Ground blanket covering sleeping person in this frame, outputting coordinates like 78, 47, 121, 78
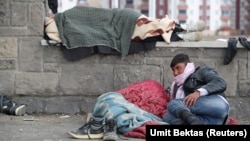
89, 92, 167, 133
54, 6, 141, 57
90, 79, 170, 137
68, 79, 171, 139
47, 6, 176, 57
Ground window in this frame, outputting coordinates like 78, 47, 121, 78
222, 10, 230, 16
179, 10, 186, 15
179, 20, 186, 24
126, 0, 133, 5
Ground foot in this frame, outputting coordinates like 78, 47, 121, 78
181, 21, 206, 32
2, 102, 26, 116
103, 118, 118, 141
177, 32, 202, 41
68, 118, 104, 139
179, 109, 204, 125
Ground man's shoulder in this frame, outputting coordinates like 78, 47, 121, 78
195, 66, 217, 74
196, 65, 214, 70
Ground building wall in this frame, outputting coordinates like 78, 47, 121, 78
0, 0, 250, 120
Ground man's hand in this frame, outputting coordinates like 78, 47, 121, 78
184, 90, 200, 107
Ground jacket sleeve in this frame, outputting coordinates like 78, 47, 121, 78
199, 67, 227, 94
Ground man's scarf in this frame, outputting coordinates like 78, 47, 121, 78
170, 62, 195, 99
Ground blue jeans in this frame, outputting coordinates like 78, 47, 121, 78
163, 94, 229, 125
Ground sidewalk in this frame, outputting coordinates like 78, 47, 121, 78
0, 113, 249, 141
0, 114, 143, 141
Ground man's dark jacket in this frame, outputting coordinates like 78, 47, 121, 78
183, 66, 227, 97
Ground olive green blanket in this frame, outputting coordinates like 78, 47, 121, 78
55, 6, 141, 57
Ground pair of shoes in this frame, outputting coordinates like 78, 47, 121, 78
68, 118, 118, 141
2, 103, 27, 116
0, 95, 26, 116
177, 32, 202, 41
181, 21, 206, 32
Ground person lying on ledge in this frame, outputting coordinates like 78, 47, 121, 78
44, 6, 206, 55
162, 53, 229, 125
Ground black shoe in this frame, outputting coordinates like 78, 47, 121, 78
179, 109, 204, 125
103, 118, 118, 141
68, 118, 104, 139
223, 38, 238, 65
3, 104, 27, 116
0, 95, 26, 116
239, 37, 250, 50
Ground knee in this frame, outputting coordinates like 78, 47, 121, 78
167, 99, 183, 108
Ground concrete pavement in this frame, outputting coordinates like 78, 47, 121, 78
1, 113, 249, 141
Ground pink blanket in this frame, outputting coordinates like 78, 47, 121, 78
117, 79, 170, 138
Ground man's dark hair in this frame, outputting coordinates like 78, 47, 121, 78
170, 53, 190, 68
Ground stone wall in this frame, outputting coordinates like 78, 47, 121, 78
0, 0, 250, 120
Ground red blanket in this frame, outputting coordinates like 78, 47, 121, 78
117, 79, 170, 138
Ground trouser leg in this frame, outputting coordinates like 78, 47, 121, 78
167, 99, 204, 125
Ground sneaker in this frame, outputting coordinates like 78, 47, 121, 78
2, 102, 26, 116
177, 32, 202, 41
14, 104, 26, 116
68, 118, 104, 139
181, 21, 206, 32
103, 118, 118, 141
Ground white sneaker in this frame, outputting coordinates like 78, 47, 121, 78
181, 21, 206, 32
177, 32, 202, 41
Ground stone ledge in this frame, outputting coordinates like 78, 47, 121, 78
156, 40, 244, 48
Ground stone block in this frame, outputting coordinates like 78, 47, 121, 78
80, 97, 97, 114
58, 64, 114, 95
19, 37, 43, 71
43, 46, 63, 63
238, 80, 250, 96
44, 63, 61, 73
0, 27, 29, 36
0, 0, 10, 26
45, 97, 81, 114
15, 72, 58, 95
11, 3, 27, 26
0, 71, 15, 95
114, 65, 162, 90
228, 97, 250, 119
0, 60, 16, 70
28, 3, 44, 35
0, 37, 18, 58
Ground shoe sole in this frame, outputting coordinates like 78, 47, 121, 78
103, 135, 118, 141
67, 131, 104, 139
15, 105, 26, 116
